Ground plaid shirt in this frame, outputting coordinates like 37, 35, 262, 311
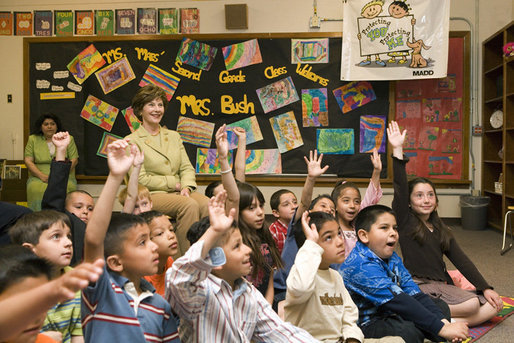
269, 219, 288, 254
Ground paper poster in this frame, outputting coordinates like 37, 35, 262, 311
139, 64, 180, 101
245, 149, 282, 174
440, 128, 461, 154
317, 128, 354, 155
333, 81, 376, 114
122, 107, 141, 132
269, 111, 303, 153
222, 39, 263, 71
360, 115, 386, 153
176, 116, 214, 147
398, 122, 418, 151
422, 97, 462, 123
97, 132, 123, 158
428, 155, 456, 177
137, 8, 157, 34
0, 12, 12, 35
115, 9, 135, 34
34, 11, 52, 36
95, 10, 114, 36
54, 10, 73, 36
40, 92, 75, 100
67, 44, 106, 84
405, 152, 418, 176
96, 57, 136, 94
14, 12, 32, 36
291, 38, 329, 64
301, 88, 328, 127
396, 99, 421, 121
226, 116, 263, 145
75, 10, 94, 35
196, 148, 233, 174
177, 38, 217, 71
256, 76, 300, 114
180, 8, 199, 34
418, 126, 440, 151
80, 95, 119, 131
159, 8, 178, 34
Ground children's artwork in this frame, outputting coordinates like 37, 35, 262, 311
245, 149, 282, 174
67, 44, 106, 84
269, 111, 303, 153
301, 88, 328, 127
97, 132, 123, 158
34, 11, 52, 36
437, 74, 457, 93
196, 148, 233, 174
176, 116, 215, 147
96, 57, 136, 94
122, 107, 141, 132
115, 9, 135, 34
0, 12, 13, 36
317, 129, 354, 155
428, 156, 455, 177
180, 8, 199, 34
418, 126, 440, 151
360, 115, 386, 153
176, 38, 218, 71
80, 95, 119, 131
399, 122, 419, 151
422, 98, 462, 123
291, 38, 329, 64
440, 129, 462, 154
396, 100, 421, 121
54, 10, 73, 36
256, 77, 300, 114
137, 8, 157, 34
225, 129, 239, 150
333, 81, 376, 114
404, 152, 418, 176
95, 10, 114, 36
14, 12, 32, 36
222, 39, 263, 71
139, 64, 180, 101
226, 116, 263, 146
75, 10, 94, 35
158, 8, 178, 34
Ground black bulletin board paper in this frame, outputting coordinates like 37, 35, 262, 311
25, 34, 390, 179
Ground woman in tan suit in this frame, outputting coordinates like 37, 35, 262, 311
126, 84, 209, 256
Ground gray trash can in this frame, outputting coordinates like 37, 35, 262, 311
460, 195, 490, 230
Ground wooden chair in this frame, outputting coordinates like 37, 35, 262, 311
501, 205, 514, 255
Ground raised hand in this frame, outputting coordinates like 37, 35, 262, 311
54, 258, 104, 303
304, 150, 329, 178
107, 139, 136, 177
215, 124, 229, 159
208, 190, 236, 235
387, 121, 406, 149
370, 147, 382, 172
301, 210, 319, 243
233, 127, 246, 141
132, 144, 144, 167
52, 131, 71, 150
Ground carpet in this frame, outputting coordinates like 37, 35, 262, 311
463, 296, 514, 342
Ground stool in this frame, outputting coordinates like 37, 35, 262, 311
501, 206, 514, 255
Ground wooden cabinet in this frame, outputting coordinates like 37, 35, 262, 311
482, 21, 514, 230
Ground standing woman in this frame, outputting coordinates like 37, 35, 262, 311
126, 84, 209, 257
24, 113, 78, 211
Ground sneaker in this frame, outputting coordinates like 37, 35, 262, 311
359, 60, 371, 66
376, 60, 386, 67
398, 59, 408, 64
387, 58, 396, 63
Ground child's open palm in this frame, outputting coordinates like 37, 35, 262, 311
370, 147, 382, 172
107, 139, 135, 177
215, 124, 229, 159
301, 211, 319, 242
209, 190, 236, 235
387, 121, 406, 148
304, 150, 329, 178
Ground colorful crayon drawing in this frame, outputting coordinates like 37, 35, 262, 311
418, 126, 440, 151
422, 98, 442, 123
360, 115, 386, 153
256, 77, 300, 114
225, 128, 239, 150
96, 57, 136, 94
291, 38, 328, 64
317, 128, 354, 155
245, 149, 282, 174
301, 88, 328, 127
176, 116, 214, 147
139, 64, 180, 101
159, 8, 178, 34
398, 123, 418, 151
97, 132, 123, 158
67, 44, 106, 84
222, 39, 263, 71
440, 129, 462, 153
177, 38, 217, 71
227, 116, 263, 145
122, 107, 141, 132
196, 148, 233, 174
422, 98, 462, 123
404, 152, 418, 176
269, 111, 303, 153
396, 100, 421, 121
80, 95, 119, 131
428, 156, 454, 176
333, 81, 376, 114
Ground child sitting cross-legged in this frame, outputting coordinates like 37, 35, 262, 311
166, 190, 319, 343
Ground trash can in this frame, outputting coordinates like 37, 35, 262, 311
460, 195, 490, 230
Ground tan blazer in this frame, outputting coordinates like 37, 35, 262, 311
126, 126, 197, 193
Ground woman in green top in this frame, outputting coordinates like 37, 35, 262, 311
24, 113, 78, 211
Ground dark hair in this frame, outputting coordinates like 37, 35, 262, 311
205, 180, 222, 198
65, 190, 94, 207
9, 210, 71, 245
331, 180, 361, 205
187, 216, 236, 246
139, 210, 167, 224
131, 84, 169, 121
104, 213, 147, 259
270, 189, 294, 211
294, 211, 338, 248
354, 205, 396, 243
237, 182, 283, 276
408, 177, 453, 250
309, 194, 335, 211
0, 245, 52, 294
390, 0, 410, 12
33, 113, 64, 135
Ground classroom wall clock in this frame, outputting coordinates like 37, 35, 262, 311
490, 109, 503, 129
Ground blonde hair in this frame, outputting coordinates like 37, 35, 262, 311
361, 0, 384, 15
118, 184, 151, 205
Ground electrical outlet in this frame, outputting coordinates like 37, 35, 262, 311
472, 125, 482, 136
310, 15, 321, 28
7, 94, 12, 103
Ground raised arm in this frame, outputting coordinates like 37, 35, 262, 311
387, 121, 406, 160
370, 147, 382, 189
233, 127, 246, 182
361, 148, 383, 209
42, 132, 71, 212
122, 146, 144, 214
215, 124, 240, 217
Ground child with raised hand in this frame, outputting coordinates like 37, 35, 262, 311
342, 205, 469, 343
81, 139, 179, 343
388, 121, 502, 326
331, 148, 383, 257
166, 190, 318, 342
269, 189, 298, 254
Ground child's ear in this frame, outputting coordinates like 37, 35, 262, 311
357, 229, 369, 244
22, 242, 36, 253
106, 255, 123, 273
271, 209, 280, 218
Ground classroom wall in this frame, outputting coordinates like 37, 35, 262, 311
0, 0, 512, 215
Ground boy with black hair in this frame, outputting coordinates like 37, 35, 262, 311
269, 189, 298, 254
81, 139, 179, 343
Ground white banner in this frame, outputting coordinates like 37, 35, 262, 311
341, 0, 450, 81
